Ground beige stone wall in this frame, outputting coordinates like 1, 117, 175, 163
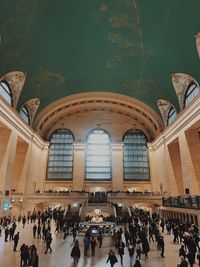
0, 98, 48, 215
151, 96, 200, 196
1, 94, 200, 215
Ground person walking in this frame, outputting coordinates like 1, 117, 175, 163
13, 232, 20, 251
197, 251, 200, 266
72, 227, 77, 243
118, 239, 125, 264
20, 244, 26, 267
90, 236, 97, 256
97, 232, 103, 248
159, 236, 165, 258
44, 232, 52, 253
178, 257, 189, 267
136, 239, 142, 260
128, 243, 135, 267
179, 245, 186, 259
37, 224, 41, 238
4, 227, 9, 242
142, 237, 150, 259
70, 240, 81, 266
33, 224, 37, 238
31, 250, 39, 267
83, 235, 90, 257
134, 259, 142, 267
106, 249, 118, 267
22, 216, 26, 228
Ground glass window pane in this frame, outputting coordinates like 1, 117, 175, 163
167, 107, 177, 125
85, 129, 111, 180
47, 129, 74, 180
0, 81, 12, 105
20, 106, 30, 124
184, 83, 199, 107
123, 130, 149, 181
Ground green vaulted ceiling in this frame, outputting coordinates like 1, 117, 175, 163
0, 0, 200, 113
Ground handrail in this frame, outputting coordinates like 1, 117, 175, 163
162, 195, 200, 210
34, 191, 88, 197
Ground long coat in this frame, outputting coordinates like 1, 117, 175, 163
71, 245, 81, 258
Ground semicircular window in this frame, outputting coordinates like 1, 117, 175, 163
123, 130, 149, 181
47, 129, 74, 180
20, 105, 30, 125
85, 129, 111, 180
0, 80, 12, 105
184, 82, 199, 107
167, 107, 177, 125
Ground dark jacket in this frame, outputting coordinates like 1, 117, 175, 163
32, 253, 39, 267
134, 259, 142, 267
118, 241, 125, 255
106, 252, 118, 265
71, 245, 81, 258
179, 259, 188, 267
142, 238, 150, 253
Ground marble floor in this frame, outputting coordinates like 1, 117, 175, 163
0, 221, 198, 267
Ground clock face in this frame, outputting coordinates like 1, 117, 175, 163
94, 209, 101, 215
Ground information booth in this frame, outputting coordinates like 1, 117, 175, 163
78, 222, 115, 247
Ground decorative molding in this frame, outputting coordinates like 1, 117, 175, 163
171, 73, 199, 109
0, 71, 26, 108
157, 99, 176, 127
22, 98, 40, 126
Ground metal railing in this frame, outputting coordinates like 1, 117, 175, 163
162, 195, 200, 210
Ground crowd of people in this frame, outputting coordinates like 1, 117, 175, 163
0, 206, 199, 267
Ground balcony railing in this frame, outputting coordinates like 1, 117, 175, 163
162, 195, 200, 210
108, 192, 163, 198
34, 191, 88, 197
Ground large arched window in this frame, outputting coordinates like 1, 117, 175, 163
0, 80, 12, 105
85, 129, 111, 180
184, 82, 199, 107
167, 107, 177, 125
20, 105, 30, 125
47, 129, 74, 180
123, 130, 149, 181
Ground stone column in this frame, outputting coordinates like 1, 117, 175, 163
111, 143, 123, 191
72, 142, 86, 191
0, 130, 18, 215
179, 132, 199, 194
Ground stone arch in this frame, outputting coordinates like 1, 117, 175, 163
34, 92, 164, 141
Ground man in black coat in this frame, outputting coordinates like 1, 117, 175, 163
159, 235, 165, 258
13, 232, 20, 251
